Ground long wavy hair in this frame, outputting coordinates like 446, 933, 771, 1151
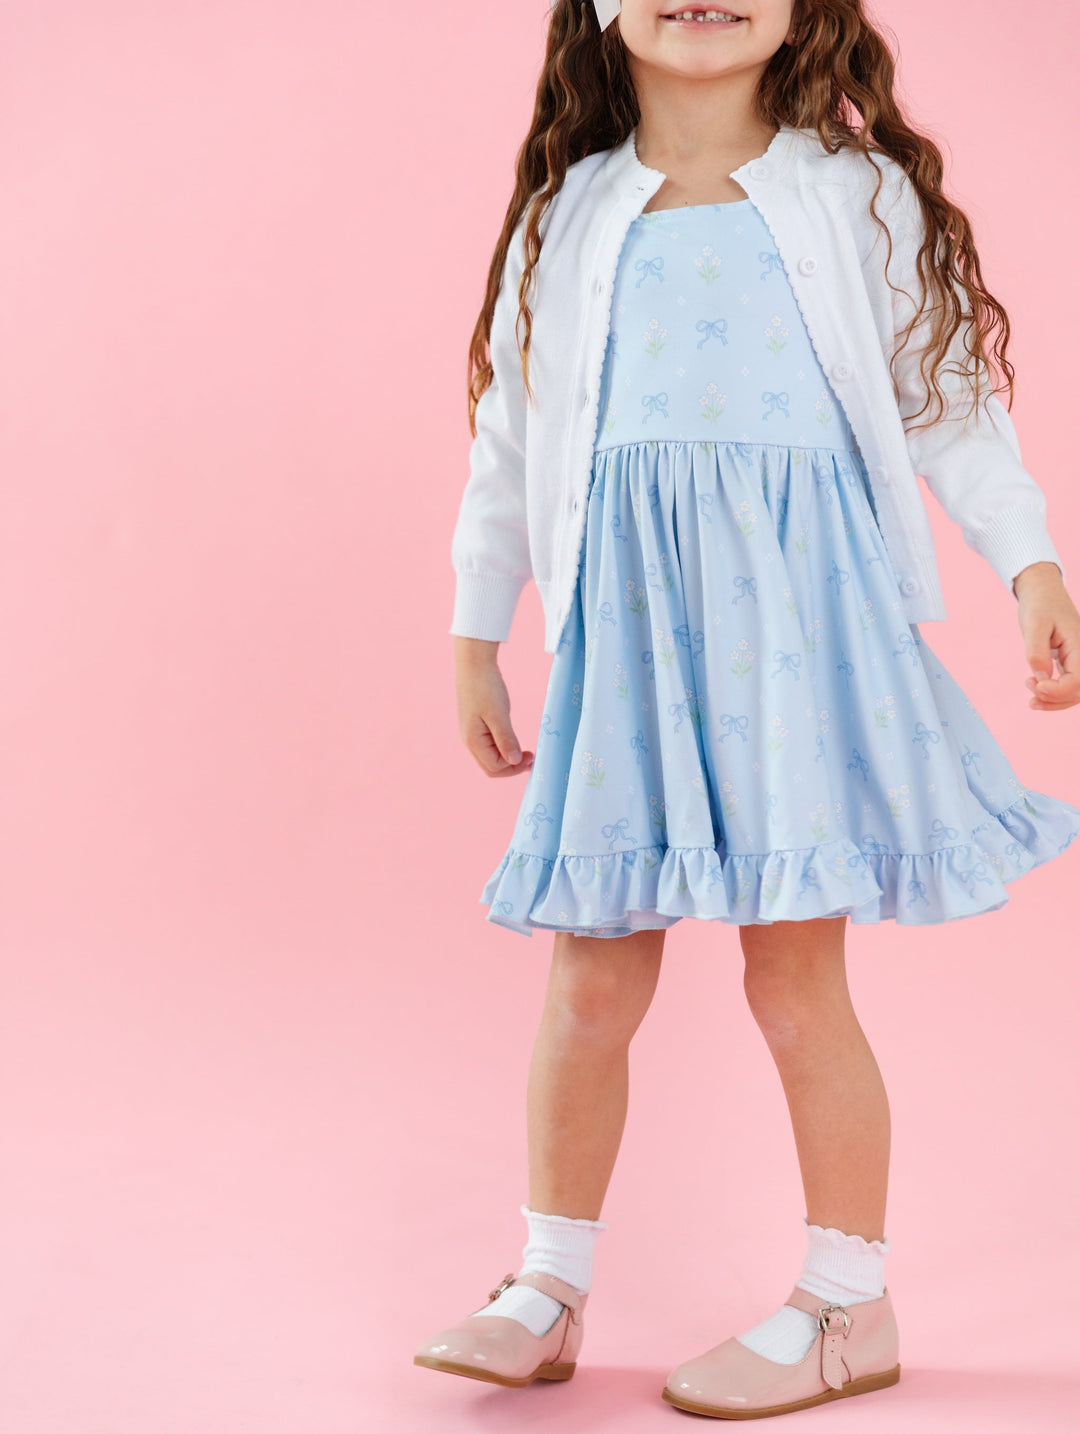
467, 0, 1013, 439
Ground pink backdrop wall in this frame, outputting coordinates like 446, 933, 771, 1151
0, 1, 1077, 1429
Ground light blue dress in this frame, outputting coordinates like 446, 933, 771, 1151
480, 199, 1080, 936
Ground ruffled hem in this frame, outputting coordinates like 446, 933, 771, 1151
480, 790, 1080, 937
804, 1219, 890, 1256
520, 1202, 610, 1231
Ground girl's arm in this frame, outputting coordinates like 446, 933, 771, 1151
881, 165, 1067, 600
879, 166, 1079, 711
450, 221, 536, 775
449, 219, 532, 646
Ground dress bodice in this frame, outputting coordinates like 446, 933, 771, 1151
595, 199, 857, 453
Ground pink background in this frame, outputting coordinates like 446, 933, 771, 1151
0, 1, 1077, 1429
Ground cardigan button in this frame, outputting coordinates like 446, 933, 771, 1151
831, 361, 853, 380
797, 256, 818, 275
900, 577, 920, 596
871, 464, 890, 485
748, 161, 770, 180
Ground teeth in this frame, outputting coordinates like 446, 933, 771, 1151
667, 10, 742, 20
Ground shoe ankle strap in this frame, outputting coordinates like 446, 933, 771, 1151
487, 1270, 585, 1324
783, 1283, 887, 1391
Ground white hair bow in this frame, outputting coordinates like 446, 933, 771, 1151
551, 0, 621, 31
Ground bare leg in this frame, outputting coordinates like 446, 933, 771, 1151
527, 927, 666, 1219
739, 915, 890, 1242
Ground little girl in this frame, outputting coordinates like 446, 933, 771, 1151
417, 0, 1080, 1418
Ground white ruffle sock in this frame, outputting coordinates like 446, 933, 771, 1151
472, 1203, 610, 1336
734, 1218, 890, 1364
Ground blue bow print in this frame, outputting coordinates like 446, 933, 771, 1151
634, 256, 665, 286
602, 817, 634, 850
912, 721, 940, 759
695, 317, 729, 348
759, 250, 783, 279
524, 803, 555, 841
675, 623, 705, 658
719, 714, 749, 742
826, 560, 850, 594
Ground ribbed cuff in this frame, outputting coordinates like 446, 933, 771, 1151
969, 503, 1067, 593
795, 1218, 889, 1303
449, 568, 529, 644
521, 1203, 610, 1230
518, 1202, 609, 1293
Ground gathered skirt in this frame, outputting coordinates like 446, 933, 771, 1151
480, 437, 1080, 936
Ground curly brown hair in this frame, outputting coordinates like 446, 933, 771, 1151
467, 0, 1013, 441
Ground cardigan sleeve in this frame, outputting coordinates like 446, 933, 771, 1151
448, 217, 532, 644
880, 164, 1066, 595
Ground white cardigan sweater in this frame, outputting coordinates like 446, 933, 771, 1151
449, 124, 1066, 654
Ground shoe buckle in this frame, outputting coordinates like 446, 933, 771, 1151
487, 1272, 517, 1303
817, 1303, 851, 1334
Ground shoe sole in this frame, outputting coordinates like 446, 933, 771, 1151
661, 1363, 901, 1418
413, 1354, 576, 1387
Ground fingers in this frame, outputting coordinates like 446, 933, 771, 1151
488, 750, 535, 777
456, 657, 535, 773
469, 717, 535, 775
1028, 683, 1078, 709
488, 715, 523, 766
1025, 631, 1080, 709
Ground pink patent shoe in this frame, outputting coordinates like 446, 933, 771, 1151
662, 1284, 901, 1419
413, 1270, 588, 1387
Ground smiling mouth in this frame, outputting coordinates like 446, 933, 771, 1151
662, 7, 746, 21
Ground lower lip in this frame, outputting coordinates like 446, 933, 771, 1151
662, 15, 746, 27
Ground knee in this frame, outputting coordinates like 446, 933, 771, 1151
546, 944, 659, 1047
741, 945, 812, 1046
740, 922, 847, 1046
743, 979, 805, 1048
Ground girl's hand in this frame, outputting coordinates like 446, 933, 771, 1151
1013, 563, 1080, 711
454, 636, 535, 776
